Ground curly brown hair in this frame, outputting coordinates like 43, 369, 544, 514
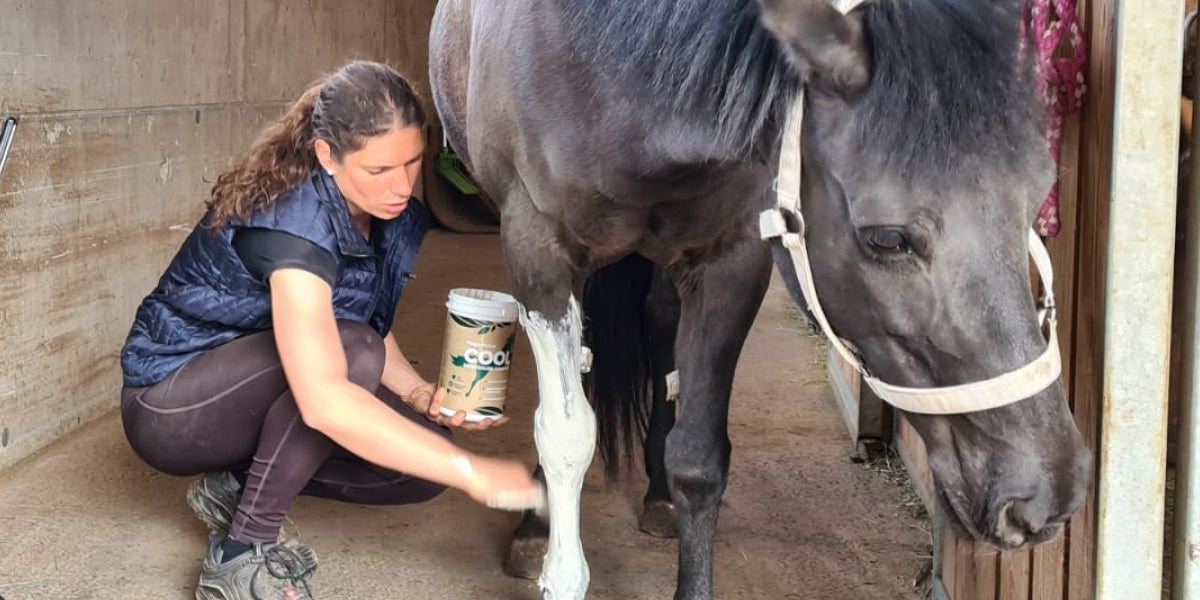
206, 61, 427, 228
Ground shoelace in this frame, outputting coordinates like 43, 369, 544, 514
259, 543, 318, 599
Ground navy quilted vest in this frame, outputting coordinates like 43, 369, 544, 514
120, 171, 430, 387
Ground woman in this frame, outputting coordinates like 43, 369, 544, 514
119, 61, 541, 600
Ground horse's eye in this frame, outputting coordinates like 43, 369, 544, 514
862, 227, 911, 253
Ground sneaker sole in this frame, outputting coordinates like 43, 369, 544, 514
187, 476, 237, 533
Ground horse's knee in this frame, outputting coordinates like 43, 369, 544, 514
667, 465, 725, 499
537, 421, 597, 472
335, 320, 385, 389
664, 435, 730, 500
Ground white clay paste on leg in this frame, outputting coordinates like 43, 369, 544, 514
521, 296, 597, 600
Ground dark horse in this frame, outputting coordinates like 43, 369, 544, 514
429, 0, 1091, 598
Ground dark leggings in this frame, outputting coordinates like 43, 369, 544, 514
121, 320, 451, 543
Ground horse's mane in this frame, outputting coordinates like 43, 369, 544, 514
560, 0, 1041, 166
560, 0, 801, 160
852, 0, 1043, 173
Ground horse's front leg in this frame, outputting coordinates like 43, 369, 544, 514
666, 233, 772, 600
522, 298, 594, 600
501, 196, 595, 600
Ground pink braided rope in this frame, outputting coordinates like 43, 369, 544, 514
1022, 0, 1087, 237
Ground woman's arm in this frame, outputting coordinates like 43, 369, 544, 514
268, 268, 535, 506
379, 332, 426, 399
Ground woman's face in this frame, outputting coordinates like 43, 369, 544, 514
316, 124, 426, 222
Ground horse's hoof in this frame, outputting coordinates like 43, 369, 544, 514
504, 534, 548, 580
638, 498, 679, 538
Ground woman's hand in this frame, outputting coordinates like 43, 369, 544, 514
403, 381, 439, 416
454, 452, 546, 514
407, 382, 510, 431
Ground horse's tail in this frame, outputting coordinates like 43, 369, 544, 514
583, 253, 657, 481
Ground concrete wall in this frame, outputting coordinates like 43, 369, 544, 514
0, 0, 438, 471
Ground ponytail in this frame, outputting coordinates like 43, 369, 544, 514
205, 83, 321, 229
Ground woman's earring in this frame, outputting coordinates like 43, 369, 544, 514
325, 168, 335, 176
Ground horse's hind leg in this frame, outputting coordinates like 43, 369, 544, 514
640, 269, 681, 538
501, 193, 595, 600
666, 235, 771, 600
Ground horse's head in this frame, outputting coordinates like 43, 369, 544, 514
758, 0, 1090, 549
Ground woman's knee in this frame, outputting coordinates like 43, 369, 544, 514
335, 320, 385, 389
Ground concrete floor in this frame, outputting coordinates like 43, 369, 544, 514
0, 231, 928, 600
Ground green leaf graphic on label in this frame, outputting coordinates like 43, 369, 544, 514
478, 326, 491, 335
451, 355, 467, 367
465, 369, 488, 397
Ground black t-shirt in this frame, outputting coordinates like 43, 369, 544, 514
231, 229, 338, 287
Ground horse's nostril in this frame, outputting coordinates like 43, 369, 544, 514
1020, 502, 1044, 534
994, 499, 1048, 548
995, 501, 1028, 547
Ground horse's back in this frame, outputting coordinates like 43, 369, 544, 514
428, 0, 775, 263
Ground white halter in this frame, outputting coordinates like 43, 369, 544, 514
758, 0, 1062, 415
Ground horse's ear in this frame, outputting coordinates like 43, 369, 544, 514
758, 0, 871, 99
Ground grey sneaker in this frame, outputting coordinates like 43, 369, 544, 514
195, 536, 318, 600
187, 472, 241, 534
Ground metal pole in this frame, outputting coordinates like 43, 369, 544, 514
0, 117, 17, 186
1096, 0, 1185, 597
1173, 11, 1200, 599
